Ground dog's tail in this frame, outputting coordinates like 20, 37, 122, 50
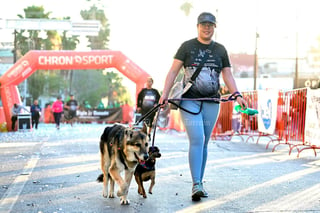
96, 174, 104, 182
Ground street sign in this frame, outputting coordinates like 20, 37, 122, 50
0, 18, 100, 35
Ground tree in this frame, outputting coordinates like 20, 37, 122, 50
15, 6, 80, 101
59, 17, 80, 95
77, 1, 130, 107
71, 70, 109, 108
80, 2, 110, 50
180, 1, 193, 16
15, 6, 64, 102
15, 6, 51, 57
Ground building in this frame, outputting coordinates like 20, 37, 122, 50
0, 42, 14, 76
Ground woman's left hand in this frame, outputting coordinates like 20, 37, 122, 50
236, 96, 248, 109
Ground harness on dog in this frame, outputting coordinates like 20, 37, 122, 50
138, 160, 155, 171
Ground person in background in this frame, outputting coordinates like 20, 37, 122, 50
30, 99, 42, 129
159, 12, 247, 201
137, 77, 161, 138
52, 96, 63, 130
65, 94, 79, 127
11, 103, 29, 131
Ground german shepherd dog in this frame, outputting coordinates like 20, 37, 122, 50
96, 124, 149, 205
134, 146, 161, 198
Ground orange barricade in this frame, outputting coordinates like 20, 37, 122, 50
121, 104, 133, 124
270, 88, 308, 156
240, 91, 258, 134
211, 101, 233, 140
164, 88, 318, 157
167, 110, 185, 132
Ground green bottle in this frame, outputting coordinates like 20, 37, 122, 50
235, 105, 258, 116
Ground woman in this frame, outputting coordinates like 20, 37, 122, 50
159, 12, 247, 201
52, 96, 63, 130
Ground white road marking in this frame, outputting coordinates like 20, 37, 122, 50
0, 154, 40, 213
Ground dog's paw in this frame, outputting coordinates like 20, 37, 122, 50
148, 191, 153, 194
117, 189, 128, 197
117, 184, 129, 197
102, 192, 108, 198
120, 198, 130, 205
109, 193, 115, 198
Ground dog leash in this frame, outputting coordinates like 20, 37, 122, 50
167, 91, 242, 114
149, 105, 161, 148
134, 92, 242, 125
134, 92, 243, 144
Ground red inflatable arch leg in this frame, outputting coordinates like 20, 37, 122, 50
1, 85, 22, 131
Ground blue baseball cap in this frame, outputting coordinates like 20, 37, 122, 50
198, 12, 216, 24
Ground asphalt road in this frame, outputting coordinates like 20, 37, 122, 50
1, 123, 320, 213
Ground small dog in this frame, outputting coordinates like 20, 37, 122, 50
96, 124, 149, 205
134, 146, 161, 198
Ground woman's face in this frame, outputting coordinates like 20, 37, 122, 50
197, 22, 215, 42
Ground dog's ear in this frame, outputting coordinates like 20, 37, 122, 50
141, 122, 148, 135
149, 146, 160, 153
125, 129, 134, 140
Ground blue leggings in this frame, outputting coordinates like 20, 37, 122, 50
180, 100, 220, 184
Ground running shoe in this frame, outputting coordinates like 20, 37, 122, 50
192, 183, 204, 201
200, 183, 208, 197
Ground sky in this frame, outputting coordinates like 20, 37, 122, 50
1, 0, 320, 91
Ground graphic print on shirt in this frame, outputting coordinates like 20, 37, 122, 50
68, 100, 78, 111
185, 47, 220, 97
142, 90, 157, 109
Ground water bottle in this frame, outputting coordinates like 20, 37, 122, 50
234, 105, 258, 116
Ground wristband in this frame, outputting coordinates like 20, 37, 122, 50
232, 91, 242, 99
235, 94, 243, 99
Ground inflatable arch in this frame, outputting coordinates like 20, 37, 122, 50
0, 50, 150, 131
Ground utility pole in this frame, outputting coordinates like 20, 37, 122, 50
253, 31, 259, 90
253, 1, 259, 91
294, 31, 299, 89
294, 8, 299, 89
13, 30, 17, 63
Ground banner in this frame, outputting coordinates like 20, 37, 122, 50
257, 90, 278, 134
76, 108, 123, 123
304, 88, 320, 146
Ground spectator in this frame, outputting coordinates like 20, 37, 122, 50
11, 103, 29, 131
30, 99, 42, 129
137, 77, 161, 138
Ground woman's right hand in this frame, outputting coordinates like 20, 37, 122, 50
159, 95, 169, 108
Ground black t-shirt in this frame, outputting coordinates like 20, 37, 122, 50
137, 88, 160, 111
174, 38, 231, 98
67, 99, 78, 111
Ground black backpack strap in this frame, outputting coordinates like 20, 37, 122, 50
190, 41, 214, 82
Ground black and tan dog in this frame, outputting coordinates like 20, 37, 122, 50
134, 146, 161, 198
96, 124, 149, 205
